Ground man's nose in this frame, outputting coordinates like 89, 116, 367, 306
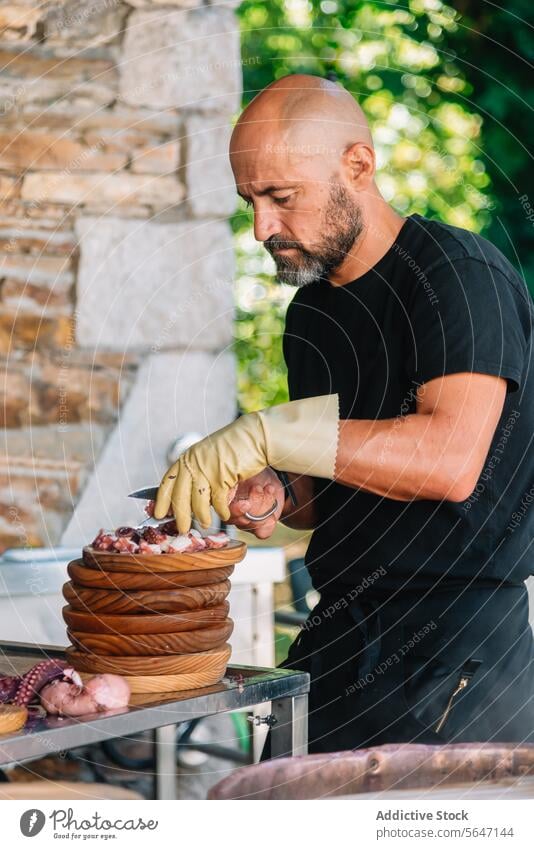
253, 206, 283, 243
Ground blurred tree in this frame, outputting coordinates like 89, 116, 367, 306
232, 0, 532, 412
451, 0, 533, 291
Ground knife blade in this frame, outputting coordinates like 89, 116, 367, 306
128, 485, 159, 500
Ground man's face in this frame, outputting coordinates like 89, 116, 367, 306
265, 178, 363, 287
231, 141, 364, 287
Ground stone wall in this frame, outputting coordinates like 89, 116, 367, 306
0, 0, 241, 549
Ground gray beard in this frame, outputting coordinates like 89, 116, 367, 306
274, 252, 330, 288
265, 182, 364, 288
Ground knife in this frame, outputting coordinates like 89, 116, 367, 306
127, 484, 279, 522
128, 486, 159, 501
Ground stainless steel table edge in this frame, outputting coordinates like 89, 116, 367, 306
0, 640, 310, 798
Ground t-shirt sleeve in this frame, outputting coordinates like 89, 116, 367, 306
282, 301, 293, 371
406, 258, 529, 392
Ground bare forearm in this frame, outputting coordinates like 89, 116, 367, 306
335, 412, 484, 502
280, 473, 318, 529
278, 413, 461, 523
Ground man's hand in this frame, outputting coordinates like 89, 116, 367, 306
153, 395, 339, 533
227, 469, 284, 539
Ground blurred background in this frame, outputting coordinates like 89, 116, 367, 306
234, 0, 533, 417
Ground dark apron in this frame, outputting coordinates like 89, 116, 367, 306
262, 580, 534, 759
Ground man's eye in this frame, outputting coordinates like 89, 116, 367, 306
274, 196, 292, 205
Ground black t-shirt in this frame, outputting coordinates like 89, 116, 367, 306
283, 213, 534, 593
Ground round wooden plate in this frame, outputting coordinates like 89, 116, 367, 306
62, 580, 230, 614
82, 540, 246, 573
67, 560, 234, 590
67, 620, 234, 655
78, 667, 228, 694
0, 705, 28, 734
62, 601, 229, 635
66, 644, 231, 676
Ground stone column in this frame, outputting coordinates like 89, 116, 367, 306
0, 0, 242, 548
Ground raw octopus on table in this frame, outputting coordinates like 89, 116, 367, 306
90, 499, 231, 554
40, 672, 130, 717
0, 660, 130, 718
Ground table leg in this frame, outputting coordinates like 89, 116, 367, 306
269, 694, 308, 759
251, 581, 275, 762
154, 724, 177, 800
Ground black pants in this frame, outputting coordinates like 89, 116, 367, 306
262, 582, 534, 759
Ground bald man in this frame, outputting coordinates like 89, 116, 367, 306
156, 75, 534, 754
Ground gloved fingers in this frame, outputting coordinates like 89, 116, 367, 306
172, 462, 194, 535
190, 469, 213, 529
154, 462, 179, 520
212, 487, 231, 523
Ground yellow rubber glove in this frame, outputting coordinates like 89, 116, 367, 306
154, 394, 339, 533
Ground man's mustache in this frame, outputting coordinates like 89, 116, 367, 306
264, 237, 303, 253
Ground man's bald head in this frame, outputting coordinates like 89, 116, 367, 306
230, 73, 372, 167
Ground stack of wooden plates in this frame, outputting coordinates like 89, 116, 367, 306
63, 541, 247, 695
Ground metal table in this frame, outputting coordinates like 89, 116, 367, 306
0, 641, 309, 799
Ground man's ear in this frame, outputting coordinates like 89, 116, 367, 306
343, 141, 375, 187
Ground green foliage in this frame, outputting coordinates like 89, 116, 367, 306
450, 0, 534, 288
233, 226, 294, 412
232, 0, 532, 413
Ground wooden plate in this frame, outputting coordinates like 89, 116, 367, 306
78, 667, 228, 694
66, 644, 231, 676
0, 705, 28, 734
67, 620, 234, 655
62, 580, 230, 614
67, 560, 234, 590
82, 540, 246, 573
62, 601, 229, 635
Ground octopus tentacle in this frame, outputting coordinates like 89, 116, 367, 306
13, 659, 70, 706
0, 675, 21, 704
